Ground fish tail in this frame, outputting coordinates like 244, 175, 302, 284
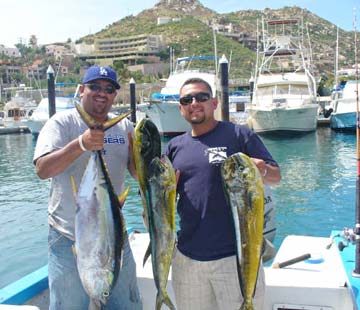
240, 299, 254, 310
155, 291, 176, 310
75, 102, 130, 130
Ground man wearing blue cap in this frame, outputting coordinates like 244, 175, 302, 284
33, 66, 143, 309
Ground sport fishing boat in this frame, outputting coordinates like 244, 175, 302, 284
330, 80, 360, 131
25, 96, 78, 137
137, 55, 217, 136
2, 86, 38, 131
1, 228, 360, 310
247, 19, 318, 134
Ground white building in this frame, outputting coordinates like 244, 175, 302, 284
0, 45, 21, 58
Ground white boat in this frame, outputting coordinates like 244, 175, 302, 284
330, 80, 360, 131
137, 56, 217, 136
229, 89, 251, 125
1, 227, 359, 310
26, 97, 77, 136
2, 87, 38, 131
247, 19, 319, 134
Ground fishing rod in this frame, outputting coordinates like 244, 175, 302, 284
353, 7, 360, 277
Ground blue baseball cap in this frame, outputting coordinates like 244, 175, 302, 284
82, 66, 121, 89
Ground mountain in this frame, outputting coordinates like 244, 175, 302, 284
80, 0, 357, 81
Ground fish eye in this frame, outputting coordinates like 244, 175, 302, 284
102, 291, 110, 298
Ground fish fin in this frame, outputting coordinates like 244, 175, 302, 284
103, 111, 131, 131
240, 299, 255, 310
118, 186, 130, 208
75, 102, 131, 131
156, 291, 176, 310
143, 242, 151, 267
72, 245, 77, 258
70, 176, 77, 199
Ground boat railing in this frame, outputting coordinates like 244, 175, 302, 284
252, 93, 315, 108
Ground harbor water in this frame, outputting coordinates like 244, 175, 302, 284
0, 128, 357, 288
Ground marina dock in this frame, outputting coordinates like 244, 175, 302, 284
0, 126, 30, 135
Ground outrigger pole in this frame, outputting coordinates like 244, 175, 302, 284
353, 7, 360, 277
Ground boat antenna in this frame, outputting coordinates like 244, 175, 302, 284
353, 6, 360, 277
213, 24, 218, 76
335, 26, 339, 88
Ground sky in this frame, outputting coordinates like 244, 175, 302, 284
1, 0, 359, 48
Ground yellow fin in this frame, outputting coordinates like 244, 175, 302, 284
118, 186, 130, 208
70, 175, 77, 199
72, 245, 77, 258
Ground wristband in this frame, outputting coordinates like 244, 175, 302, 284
78, 134, 87, 152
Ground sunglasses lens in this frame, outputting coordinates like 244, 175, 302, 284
179, 93, 210, 105
104, 86, 116, 94
88, 84, 101, 92
179, 96, 193, 105
196, 93, 210, 102
87, 84, 116, 94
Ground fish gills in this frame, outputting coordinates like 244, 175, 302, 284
221, 152, 264, 310
133, 118, 161, 228
146, 155, 176, 310
74, 151, 126, 309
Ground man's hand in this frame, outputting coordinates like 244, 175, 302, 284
81, 128, 105, 151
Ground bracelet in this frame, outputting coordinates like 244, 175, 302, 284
262, 166, 268, 177
78, 134, 87, 152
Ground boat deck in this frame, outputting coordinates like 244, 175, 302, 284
2, 232, 360, 310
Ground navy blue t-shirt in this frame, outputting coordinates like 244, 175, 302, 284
165, 121, 278, 261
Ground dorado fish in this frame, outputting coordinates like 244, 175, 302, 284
144, 155, 176, 310
133, 118, 161, 228
72, 104, 130, 310
221, 152, 264, 310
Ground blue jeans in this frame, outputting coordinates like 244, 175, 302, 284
48, 226, 142, 310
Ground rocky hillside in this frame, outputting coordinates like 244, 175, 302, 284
80, 0, 357, 80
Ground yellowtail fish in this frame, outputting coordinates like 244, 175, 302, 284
72, 103, 130, 310
221, 152, 264, 310
144, 155, 176, 310
133, 118, 161, 228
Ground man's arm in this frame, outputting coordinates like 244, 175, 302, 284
251, 158, 281, 185
35, 129, 105, 179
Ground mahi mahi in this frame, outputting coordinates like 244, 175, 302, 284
133, 118, 161, 229
144, 155, 176, 310
221, 152, 264, 310
72, 103, 130, 310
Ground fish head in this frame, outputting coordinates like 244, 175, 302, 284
221, 152, 263, 194
221, 153, 249, 191
134, 118, 161, 162
148, 155, 176, 186
83, 269, 114, 306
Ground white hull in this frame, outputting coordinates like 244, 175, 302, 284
330, 80, 360, 131
249, 19, 318, 135
26, 97, 77, 136
248, 105, 319, 133
138, 56, 216, 135
137, 102, 191, 135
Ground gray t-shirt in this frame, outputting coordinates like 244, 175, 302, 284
34, 107, 134, 240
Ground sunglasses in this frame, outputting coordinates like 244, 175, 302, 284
179, 92, 211, 105
85, 83, 117, 94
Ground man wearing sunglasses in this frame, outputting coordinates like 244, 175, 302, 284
33, 66, 142, 309
165, 77, 281, 310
